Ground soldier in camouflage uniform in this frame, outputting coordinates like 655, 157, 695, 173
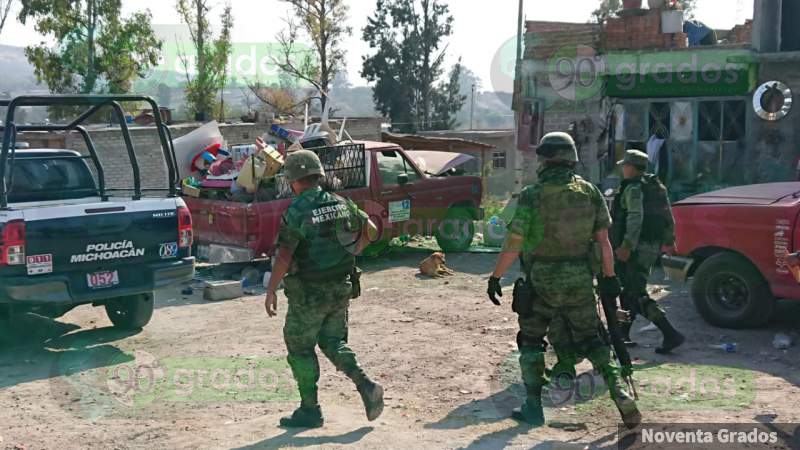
265, 150, 384, 428
613, 150, 684, 354
487, 133, 641, 428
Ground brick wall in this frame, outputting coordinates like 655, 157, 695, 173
21, 118, 384, 193
603, 10, 689, 50
728, 20, 753, 45
525, 21, 601, 60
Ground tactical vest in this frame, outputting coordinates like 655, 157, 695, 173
527, 173, 597, 261
293, 190, 361, 282
611, 173, 671, 247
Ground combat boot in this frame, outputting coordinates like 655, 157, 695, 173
653, 317, 685, 354
615, 394, 642, 430
357, 379, 384, 421
279, 406, 324, 428
511, 385, 545, 427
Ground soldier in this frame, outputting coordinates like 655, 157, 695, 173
487, 132, 641, 428
613, 150, 684, 354
265, 150, 384, 428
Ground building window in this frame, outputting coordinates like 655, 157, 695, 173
699, 100, 746, 142
492, 151, 507, 169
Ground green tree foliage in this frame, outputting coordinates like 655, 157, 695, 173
430, 59, 467, 130
274, 0, 351, 112
18, 0, 161, 94
362, 0, 463, 132
592, 0, 621, 25
176, 0, 233, 120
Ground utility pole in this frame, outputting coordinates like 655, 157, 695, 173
470, 84, 476, 130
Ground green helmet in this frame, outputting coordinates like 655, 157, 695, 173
537, 132, 578, 163
284, 150, 325, 182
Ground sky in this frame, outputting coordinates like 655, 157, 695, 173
0, 0, 754, 91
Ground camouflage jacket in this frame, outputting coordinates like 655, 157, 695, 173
509, 165, 611, 263
277, 186, 368, 280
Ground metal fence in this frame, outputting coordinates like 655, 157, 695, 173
276, 143, 367, 199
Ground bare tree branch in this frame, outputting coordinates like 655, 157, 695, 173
0, 0, 13, 37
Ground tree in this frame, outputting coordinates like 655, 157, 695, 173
362, 0, 457, 132
274, 0, 351, 112
0, 0, 13, 37
430, 60, 467, 130
176, 0, 233, 121
19, 0, 161, 95
592, 0, 621, 25
247, 80, 309, 117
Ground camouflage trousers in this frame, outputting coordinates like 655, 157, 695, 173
618, 242, 666, 323
518, 262, 636, 413
283, 275, 367, 408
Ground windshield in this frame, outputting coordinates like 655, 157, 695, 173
5, 156, 98, 203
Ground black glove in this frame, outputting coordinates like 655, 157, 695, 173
487, 276, 503, 306
598, 276, 622, 298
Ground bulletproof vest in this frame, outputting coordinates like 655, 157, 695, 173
611, 174, 671, 247
293, 190, 360, 282
527, 171, 597, 260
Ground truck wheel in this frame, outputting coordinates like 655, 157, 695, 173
435, 207, 475, 252
691, 253, 774, 329
105, 294, 154, 330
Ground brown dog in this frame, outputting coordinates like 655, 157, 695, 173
419, 252, 455, 278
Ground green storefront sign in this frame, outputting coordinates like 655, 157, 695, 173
603, 49, 758, 98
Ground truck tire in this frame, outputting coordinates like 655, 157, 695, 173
691, 252, 774, 329
435, 207, 475, 252
105, 294, 154, 330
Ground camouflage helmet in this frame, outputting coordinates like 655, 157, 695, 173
536, 132, 578, 163
284, 150, 325, 182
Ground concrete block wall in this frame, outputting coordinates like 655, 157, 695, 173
54, 118, 383, 192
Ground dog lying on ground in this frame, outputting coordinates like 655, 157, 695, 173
419, 252, 455, 278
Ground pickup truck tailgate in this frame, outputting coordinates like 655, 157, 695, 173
18, 198, 185, 293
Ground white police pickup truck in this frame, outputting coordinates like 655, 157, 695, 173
0, 95, 195, 330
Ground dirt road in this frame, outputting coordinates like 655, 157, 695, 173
2, 251, 800, 449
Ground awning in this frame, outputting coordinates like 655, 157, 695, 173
406, 150, 476, 176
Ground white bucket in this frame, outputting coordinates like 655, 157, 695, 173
661, 10, 685, 33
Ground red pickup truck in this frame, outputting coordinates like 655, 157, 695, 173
183, 141, 483, 263
663, 182, 800, 329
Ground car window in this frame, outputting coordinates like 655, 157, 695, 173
6, 157, 98, 203
376, 150, 421, 186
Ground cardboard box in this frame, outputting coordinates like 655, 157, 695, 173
237, 145, 284, 192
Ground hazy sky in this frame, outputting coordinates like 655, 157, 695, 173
0, 0, 753, 90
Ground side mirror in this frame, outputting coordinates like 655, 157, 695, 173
397, 173, 409, 186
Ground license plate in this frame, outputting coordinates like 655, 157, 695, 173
87, 271, 120, 289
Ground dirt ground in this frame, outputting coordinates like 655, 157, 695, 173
2, 251, 800, 450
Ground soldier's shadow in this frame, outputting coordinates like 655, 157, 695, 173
233, 426, 373, 449
425, 372, 609, 450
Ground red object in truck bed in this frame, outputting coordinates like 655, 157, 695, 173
183, 141, 483, 262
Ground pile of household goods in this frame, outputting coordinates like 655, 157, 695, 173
175, 120, 339, 202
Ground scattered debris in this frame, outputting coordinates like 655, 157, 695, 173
548, 422, 588, 432
203, 280, 243, 302
639, 323, 658, 333
773, 333, 793, 350
710, 343, 737, 353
